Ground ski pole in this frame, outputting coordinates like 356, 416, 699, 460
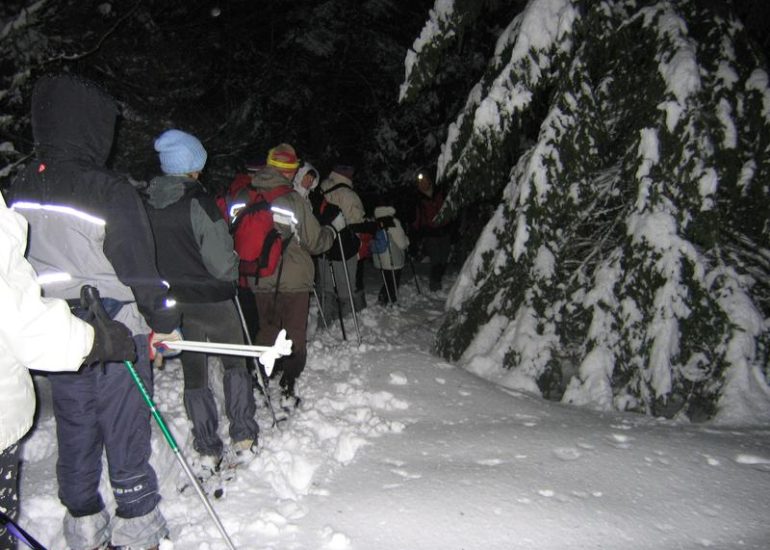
407, 250, 422, 295
327, 257, 347, 340
0, 511, 46, 550
158, 339, 289, 361
337, 238, 362, 345
233, 294, 281, 427
379, 263, 393, 304
385, 235, 399, 303
312, 285, 329, 330
80, 286, 237, 550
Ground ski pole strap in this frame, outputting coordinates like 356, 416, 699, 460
123, 360, 179, 452
0, 511, 47, 550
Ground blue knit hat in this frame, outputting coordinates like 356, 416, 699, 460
154, 129, 207, 175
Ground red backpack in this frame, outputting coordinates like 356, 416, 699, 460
229, 185, 294, 279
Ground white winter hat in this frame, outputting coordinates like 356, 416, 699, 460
374, 206, 396, 218
292, 162, 320, 197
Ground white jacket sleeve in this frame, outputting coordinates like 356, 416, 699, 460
390, 219, 411, 250
0, 196, 93, 373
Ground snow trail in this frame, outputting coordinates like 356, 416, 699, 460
18, 267, 770, 549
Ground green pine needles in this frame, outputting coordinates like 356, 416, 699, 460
402, 0, 770, 423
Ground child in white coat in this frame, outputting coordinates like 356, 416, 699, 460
371, 206, 410, 305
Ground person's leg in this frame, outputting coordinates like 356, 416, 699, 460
236, 285, 259, 341
205, 301, 258, 445
178, 303, 222, 458
333, 257, 362, 314
385, 269, 399, 304
101, 335, 168, 548
50, 366, 112, 550
277, 292, 309, 390
428, 235, 451, 290
0, 444, 20, 549
255, 291, 284, 387
355, 257, 365, 293
378, 280, 389, 305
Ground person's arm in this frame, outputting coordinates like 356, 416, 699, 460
391, 219, 411, 250
0, 199, 93, 372
293, 195, 335, 255
190, 197, 238, 282
102, 180, 179, 332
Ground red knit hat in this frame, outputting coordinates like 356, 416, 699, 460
267, 143, 300, 171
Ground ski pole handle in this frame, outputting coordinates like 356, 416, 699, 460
81, 285, 110, 323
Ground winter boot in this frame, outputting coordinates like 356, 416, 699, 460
179, 453, 226, 498
279, 377, 301, 412
225, 438, 258, 468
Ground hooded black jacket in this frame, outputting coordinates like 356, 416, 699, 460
10, 74, 178, 333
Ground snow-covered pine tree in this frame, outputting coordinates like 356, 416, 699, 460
400, 0, 770, 423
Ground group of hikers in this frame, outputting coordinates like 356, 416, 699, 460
0, 73, 453, 550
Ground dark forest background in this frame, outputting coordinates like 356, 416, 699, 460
1, 0, 768, 222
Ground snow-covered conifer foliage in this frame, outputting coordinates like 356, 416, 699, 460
401, 0, 770, 423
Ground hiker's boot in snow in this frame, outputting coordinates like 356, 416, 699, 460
279, 378, 301, 413
194, 454, 220, 480
225, 438, 258, 468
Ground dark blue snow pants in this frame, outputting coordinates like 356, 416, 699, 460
49, 334, 160, 519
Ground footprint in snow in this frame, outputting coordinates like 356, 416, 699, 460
320, 526, 352, 549
607, 433, 634, 449
735, 453, 770, 472
553, 447, 582, 461
610, 423, 634, 430
391, 468, 422, 480
475, 458, 504, 466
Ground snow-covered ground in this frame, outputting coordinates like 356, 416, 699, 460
19, 264, 770, 549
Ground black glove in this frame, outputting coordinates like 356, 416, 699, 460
377, 216, 395, 229
348, 220, 380, 235
84, 318, 136, 365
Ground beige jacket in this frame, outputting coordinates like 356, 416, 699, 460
319, 172, 365, 224
251, 167, 336, 293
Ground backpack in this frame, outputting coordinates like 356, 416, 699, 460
371, 228, 389, 255
230, 185, 294, 279
310, 184, 360, 261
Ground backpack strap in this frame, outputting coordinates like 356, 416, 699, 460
262, 184, 294, 203
230, 185, 294, 233
322, 183, 349, 195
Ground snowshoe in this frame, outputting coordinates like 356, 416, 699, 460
178, 454, 229, 499
223, 438, 259, 469
280, 392, 302, 414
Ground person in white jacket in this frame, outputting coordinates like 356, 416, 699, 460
0, 193, 134, 548
371, 206, 410, 305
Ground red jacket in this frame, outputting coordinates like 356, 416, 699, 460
413, 189, 448, 237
